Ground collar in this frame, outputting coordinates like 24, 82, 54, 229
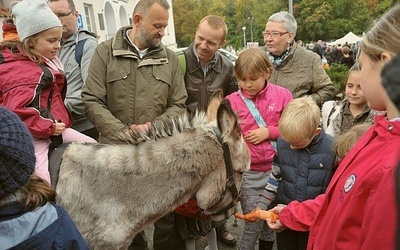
305, 129, 325, 153
126, 29, 148, 58
192, 45, 217, 67
342, 99, 371, 118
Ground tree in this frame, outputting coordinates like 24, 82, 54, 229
172, 0, 394, 49
295, 0, 332, 41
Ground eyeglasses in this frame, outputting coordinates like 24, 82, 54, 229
262, 31, 289, 39
56, 11, 73, 18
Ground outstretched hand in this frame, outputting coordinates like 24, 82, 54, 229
266, 205, 287, 232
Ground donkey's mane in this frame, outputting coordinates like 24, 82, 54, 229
110, 110, 212, 144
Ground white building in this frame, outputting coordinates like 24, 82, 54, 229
0, 0, 177, 48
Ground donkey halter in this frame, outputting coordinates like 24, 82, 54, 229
200, 127, 240, 218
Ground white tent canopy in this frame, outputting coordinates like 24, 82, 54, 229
327, 32, 362, 45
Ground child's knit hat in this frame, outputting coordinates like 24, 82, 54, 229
12, 0, 62, 41
0, 106, 36, 198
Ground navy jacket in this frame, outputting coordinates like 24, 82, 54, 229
276, 130, 336, 205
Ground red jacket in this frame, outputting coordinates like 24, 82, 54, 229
0, 47, 72, 138
280, 115, 400, 250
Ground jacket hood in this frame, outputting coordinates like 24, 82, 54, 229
111, 25, 165, 59
61, 29, 96, 48
0, 47, 29, 65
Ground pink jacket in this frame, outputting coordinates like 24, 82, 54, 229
226, 82, 292, 172
280, 115, 400, 250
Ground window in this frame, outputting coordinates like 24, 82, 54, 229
83, 4, 96, 33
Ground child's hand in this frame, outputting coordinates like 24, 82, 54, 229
244, 127, 269, 145
266, 217, 286, 232
266, 205, 287, 232
53, 121, 65, 135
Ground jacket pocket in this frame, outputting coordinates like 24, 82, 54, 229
106, 66, 130, 115
152, 66, 172, 87
107, 66, 129, 83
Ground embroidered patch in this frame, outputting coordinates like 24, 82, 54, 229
344, 174, 357, 193
268, 103, 276, 111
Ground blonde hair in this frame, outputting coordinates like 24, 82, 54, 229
198, 15, 228, 41
0, 33, 46, 64
334, 123, 371, 159
279, 97, 320, 142
234, 48, 273, 79
360, 4, 400, 61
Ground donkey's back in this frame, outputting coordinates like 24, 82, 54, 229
56, 91, 250, 249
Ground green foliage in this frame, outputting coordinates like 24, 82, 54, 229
172, 0, 394, 50
325, 63, 349, 92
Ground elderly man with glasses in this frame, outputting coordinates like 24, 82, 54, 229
262, 11, 334, 107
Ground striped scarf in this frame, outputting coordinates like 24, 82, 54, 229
269, 42, 293, 69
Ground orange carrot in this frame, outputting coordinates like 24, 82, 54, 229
234, 210, 278, 223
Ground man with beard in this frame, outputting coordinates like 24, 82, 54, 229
82, 0, 188, 249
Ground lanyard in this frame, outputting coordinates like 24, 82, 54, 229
238, 90, 277, 151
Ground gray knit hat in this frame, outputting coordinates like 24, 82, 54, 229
0, 106, 36, 198
12, 0, 62, 41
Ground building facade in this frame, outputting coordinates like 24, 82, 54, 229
0, 0, 177, 48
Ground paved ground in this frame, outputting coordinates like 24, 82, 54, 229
143, 213, 246, 250
143, 204, 277, 250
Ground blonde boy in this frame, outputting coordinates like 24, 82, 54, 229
259, 97, 336, 250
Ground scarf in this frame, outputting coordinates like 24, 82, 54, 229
269, 42, 293, 69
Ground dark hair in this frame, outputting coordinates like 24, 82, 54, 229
381, 52, 400, 110
1, 175, 57, 211
133, 0, 170, 16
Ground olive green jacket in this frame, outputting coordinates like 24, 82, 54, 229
266, 42, 334, 107
82, 26, 187, 139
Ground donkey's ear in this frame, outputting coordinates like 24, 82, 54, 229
207, 89, 224, 123
217, 99, 241, 140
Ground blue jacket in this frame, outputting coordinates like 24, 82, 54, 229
1, 202, 88, 250
275, 130, 336, 205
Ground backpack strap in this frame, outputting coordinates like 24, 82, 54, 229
177, 51, 186, 75
75, 38, 87, 68
74, 30, 97, 68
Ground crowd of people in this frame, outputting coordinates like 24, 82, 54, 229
0, 0, 399, 250
307, 40, 358, 69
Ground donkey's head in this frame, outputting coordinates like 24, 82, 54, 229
195, 90, 250, 221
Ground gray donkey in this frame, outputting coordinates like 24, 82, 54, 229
55, 90, 250, 249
